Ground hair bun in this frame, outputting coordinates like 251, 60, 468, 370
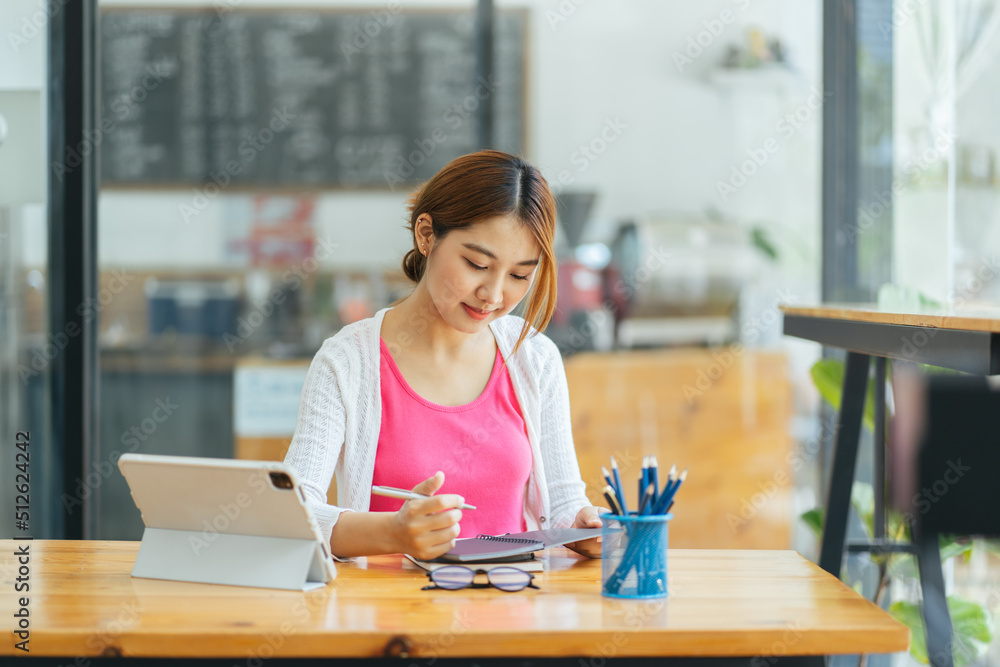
402, 248, 426, 282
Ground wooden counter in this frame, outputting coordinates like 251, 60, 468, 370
565, 348, 792, 550
0, 540, 908, 662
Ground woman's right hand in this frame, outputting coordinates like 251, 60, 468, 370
390, 471, 464, 560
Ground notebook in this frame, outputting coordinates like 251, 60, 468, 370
434, 527, 604, 563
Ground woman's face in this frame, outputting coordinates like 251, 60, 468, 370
421, 214, 542, 334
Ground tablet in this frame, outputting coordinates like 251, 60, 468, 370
118, 453, 336, 590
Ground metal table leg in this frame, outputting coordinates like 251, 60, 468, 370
819, 352, 870, 576
873, 357, 886, 541
917, 529, 954, 667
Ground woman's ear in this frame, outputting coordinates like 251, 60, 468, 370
415, 214, 435, 252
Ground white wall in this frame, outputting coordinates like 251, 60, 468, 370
83, 0, 823, 281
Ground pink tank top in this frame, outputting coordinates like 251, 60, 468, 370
370, 337, 531, 537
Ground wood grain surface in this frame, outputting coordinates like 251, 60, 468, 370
0, 540, 908, 659
781, 303, 1000, 332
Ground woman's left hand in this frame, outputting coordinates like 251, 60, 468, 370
565, 506, 604, 558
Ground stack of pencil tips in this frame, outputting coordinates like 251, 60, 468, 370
601, 456, 687, 516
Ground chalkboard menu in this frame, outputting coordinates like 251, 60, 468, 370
99, 8, 526, 188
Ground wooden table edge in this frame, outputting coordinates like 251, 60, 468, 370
780, 304, 1000, 333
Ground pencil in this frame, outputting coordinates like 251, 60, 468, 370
610, 457, 628, 514
654, 468, 686, 514
371, 485, 477, 510
602, 485, 623, 515
639, 456, 649, 510
661, 464, 678, 499
601, 466, 616, 493
650, 456, 659, 507
638, 482, 655, 515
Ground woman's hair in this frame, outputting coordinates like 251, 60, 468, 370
399, 149, 557, 358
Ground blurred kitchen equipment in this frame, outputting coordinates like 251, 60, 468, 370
548, 191, 614, 354
146, 278, 241, 339
607, 216, 761, 347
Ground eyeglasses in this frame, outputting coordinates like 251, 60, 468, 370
421, 565, 539, 592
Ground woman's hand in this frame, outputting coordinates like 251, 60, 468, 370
389, 471, 465, 560
565, 505, 605, 559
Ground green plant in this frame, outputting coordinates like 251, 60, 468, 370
801, 481, 994, 666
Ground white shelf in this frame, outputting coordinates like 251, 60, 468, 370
706, 66, 804, 93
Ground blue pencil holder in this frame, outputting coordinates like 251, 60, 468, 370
600, 511, 672, 599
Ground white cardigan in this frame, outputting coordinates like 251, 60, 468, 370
283, 306, 592, 556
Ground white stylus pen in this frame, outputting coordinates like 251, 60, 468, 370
371, 485, 477, 510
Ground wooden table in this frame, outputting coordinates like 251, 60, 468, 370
781, 304, 1000, 375
1, 540, 907, 665
781, 303, 1000, 667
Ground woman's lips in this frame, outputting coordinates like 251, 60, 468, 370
462, 303, 492, 320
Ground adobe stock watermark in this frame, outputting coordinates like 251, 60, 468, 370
846, 127, 957, 242
440, 409, 520, 479
179, 106, 297, 223
84, 600, 144, 657
189, 468, 285, 555
222, 237, 340, 352
894, 253, 1000, 361
559, 244, 669, 354
545, 0, 591, 30
681, 288, 797, 404
673, 0, 754, 72
383, 75, 499, 189
716, 87, 831, 202
339, 1, 403, 62
579, 599, 669, 666
548, 116, 629, 196
52, 63, 169, 183
919, 629, 987, 667
61, 396, 180, 515
897, 459, 971, 530
877, 0, 929, 40
859, 460, 977, 585
750, 621, 805, 667
236, 595, 337, 666
6, 0, 71, 53
585, 449, 640, 500
17, 269, 134, 384
382, 273, 493, 357
396, 608, 474, 664
212, 0, 246, 16
727, 413, 837, 532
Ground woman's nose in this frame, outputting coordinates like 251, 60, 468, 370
477, 275, 503, 307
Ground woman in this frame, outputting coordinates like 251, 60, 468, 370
284, 150, 604, 561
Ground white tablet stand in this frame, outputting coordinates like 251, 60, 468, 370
132, 528, 332, 591
119, 454, 336, 592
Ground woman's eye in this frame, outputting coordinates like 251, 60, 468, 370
465, 258, 529, 281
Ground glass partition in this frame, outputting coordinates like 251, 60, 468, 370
0, 2, 53, 537
893, 0, 1000, 306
